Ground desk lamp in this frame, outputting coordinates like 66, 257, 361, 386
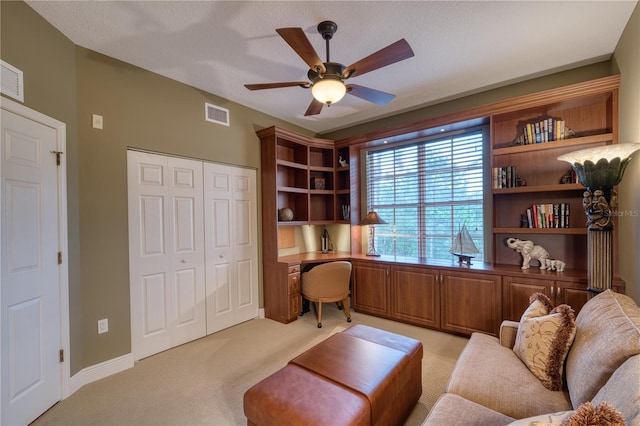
359, 211, 387, 256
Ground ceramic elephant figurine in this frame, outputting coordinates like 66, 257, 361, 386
545, 259, 566, 272
505, 237, 549, 270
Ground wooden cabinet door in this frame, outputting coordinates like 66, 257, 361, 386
502, 276, 553, 321
441, 271, 502, 336
391, 265, 440, 328
556, 283, 589, 315
352, 262, 390, 316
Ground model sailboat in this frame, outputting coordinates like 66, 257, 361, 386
450, 223, 480, 266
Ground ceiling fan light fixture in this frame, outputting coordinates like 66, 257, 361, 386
311, 77, 346, 105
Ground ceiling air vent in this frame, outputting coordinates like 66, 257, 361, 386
205, 102, 230, 126
1, 60, 24, 102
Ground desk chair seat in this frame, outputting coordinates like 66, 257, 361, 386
301, 261, 352, 328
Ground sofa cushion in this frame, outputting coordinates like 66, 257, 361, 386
513, 302, 576, 391
592, 355, 640, 426
446, 333, 572, 419
565, 290, 640, 407
423, 393, 515, 426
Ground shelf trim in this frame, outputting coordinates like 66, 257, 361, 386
277, 186, 308, 194
492, 227, 587, 235
493, 183, 584, 194
277, 159, 308, 170
492, 133, 613, 156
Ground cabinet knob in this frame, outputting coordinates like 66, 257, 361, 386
181, 259, 187, 263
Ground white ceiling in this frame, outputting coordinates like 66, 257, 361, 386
26, 1, 637, 134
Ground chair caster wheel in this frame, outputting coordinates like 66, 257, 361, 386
347, 318, 352, 323
317, 323, 322, 328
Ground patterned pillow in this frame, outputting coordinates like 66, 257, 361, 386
513, 293, 576, 391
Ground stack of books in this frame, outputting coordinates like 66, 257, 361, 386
513, 118, 575, 145
525, 203, 570, 228
492, 166, 517, 189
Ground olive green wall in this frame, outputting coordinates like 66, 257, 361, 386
2, 0, 639, 375
1, 0, 83, 372
1, 0, 312, 373
614, 2, 640, 303
74, 47, 311, 368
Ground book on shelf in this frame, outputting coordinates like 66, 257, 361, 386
525, 203, 570, 228
512, 118, 576, 146
492, 166, 518, 189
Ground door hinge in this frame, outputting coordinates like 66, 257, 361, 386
58, 251, 63, 264
59, 349, 64, 363
50, 150, 64, 166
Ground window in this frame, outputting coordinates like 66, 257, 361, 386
365, 128, 486, 261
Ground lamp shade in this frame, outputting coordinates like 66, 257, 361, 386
311, 77, 346, 105
359, 211, 387, 226
557, 143, 640, 189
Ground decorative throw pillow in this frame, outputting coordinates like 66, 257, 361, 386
513, 292, 554, 351
562, 401, 624, 426
513, 293, 576, 391
506, 410, 574, 425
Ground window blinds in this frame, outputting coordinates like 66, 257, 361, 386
365, 129, 485, 260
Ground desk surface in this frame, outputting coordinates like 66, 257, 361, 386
278, 251, 352, 265
277, 251, 598, 284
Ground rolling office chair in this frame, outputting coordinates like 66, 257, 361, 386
301, 261, 352, 328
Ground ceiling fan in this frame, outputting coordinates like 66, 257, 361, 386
244, 21, 415, 116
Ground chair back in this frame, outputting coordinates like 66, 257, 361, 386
302, 261, 352, 299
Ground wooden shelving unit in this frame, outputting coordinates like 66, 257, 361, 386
490, 78, 619, 273
256, 126, 351, 323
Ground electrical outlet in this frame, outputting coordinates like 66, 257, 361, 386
98, 318, 109, 334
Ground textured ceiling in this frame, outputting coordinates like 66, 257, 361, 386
26, 1, 637, 134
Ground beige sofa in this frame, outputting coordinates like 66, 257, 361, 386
424, 290, 640, 425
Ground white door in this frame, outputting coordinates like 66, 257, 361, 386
1, 108, 62, 425
128, 151, 205, 360
204, 163, 258, 334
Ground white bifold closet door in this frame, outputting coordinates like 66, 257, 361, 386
128, 151, 206, 360
128, 151, 258, 360
203, 163, 259, 334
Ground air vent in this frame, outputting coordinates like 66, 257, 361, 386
1, 60, 24, 102
205, 102, 230, 126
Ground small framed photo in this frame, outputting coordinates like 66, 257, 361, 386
311, 177, 325, 190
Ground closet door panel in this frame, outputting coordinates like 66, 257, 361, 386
204, 164, 258, 333
204, 164, 236, 332
128, 151, 205, 360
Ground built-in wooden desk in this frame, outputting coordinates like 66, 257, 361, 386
266, 251, 623, 337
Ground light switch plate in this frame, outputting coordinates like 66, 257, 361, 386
92, 114, 103, 129
98, 318, 109, 334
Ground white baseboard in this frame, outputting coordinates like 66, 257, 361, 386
258, 308, 265, 319
66, 353, 134, 398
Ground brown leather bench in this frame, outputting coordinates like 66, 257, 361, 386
244, 324, 423, 426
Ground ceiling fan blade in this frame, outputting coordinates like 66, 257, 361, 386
343, 39, 414, 78
304, 98, 324, 116
244, 82, 310, 90
276, 27, 326, 73
346, 84, 396, 106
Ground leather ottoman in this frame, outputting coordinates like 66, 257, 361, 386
243, 325, 423, 426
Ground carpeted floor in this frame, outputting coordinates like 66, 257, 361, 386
32, 304, 469, 426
